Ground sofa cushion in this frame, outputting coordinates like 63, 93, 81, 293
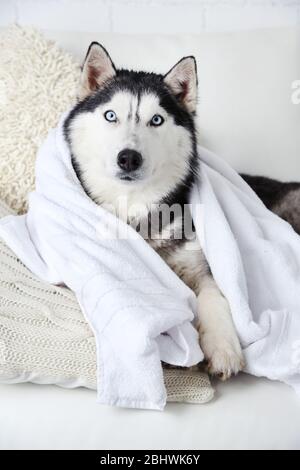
0, 373, 299, 450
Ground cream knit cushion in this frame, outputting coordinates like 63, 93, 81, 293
0, 26, 80, 214
0, 200, 214, 404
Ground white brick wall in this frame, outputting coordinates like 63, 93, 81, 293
0, 0, 299, 33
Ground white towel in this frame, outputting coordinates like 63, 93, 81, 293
0, 116, 203, 410
191, 151, 300, 394
1, 114, 300, 409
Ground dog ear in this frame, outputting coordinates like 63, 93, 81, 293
79, 42, 116, 100
164, 57, 198, 113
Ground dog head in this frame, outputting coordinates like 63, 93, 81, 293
64, 42, 199, 217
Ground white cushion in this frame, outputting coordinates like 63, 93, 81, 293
1, 374, 300, 450
44, 27, 300, 181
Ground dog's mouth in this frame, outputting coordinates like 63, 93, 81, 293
119, 175, 134, 182
117, 172, 142, 183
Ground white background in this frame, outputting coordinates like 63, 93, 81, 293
1, 0, 300, 33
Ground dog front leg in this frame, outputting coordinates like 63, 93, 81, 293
197, 274, 245, 380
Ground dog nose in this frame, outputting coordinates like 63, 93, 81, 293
117, 149, 142, 172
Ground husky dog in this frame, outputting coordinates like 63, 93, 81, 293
64, 44, 300, 380
63, 43, 243, 380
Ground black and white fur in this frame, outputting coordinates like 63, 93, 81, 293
64, 43, 245, 379
241, 174, 300, 235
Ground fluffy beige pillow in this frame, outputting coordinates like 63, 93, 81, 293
0, 25, 80, 213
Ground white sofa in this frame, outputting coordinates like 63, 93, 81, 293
0, 27, 300, 450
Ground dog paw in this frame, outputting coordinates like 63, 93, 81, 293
207, 346, 245, 381
200, 334, 245, 381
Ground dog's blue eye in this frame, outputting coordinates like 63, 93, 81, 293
104, 110, 117, 122
150, 114, 164, 127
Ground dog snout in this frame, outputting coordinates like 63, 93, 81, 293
117, 149, 142, 173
